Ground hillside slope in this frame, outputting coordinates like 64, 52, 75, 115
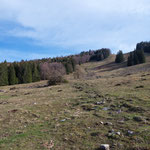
0, 55, 150, 150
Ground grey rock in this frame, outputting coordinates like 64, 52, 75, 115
116, 131, 121, 135
103, 107, 110, 111
100, 144, 110, 150
60, 119, 66, 122
100, 121, 104, 125
127, 130, 134, 136
96, 101, 105, 105
104, 122, 113, 126
117, 119, 124, 124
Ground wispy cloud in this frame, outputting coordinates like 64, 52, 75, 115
0, 0, 150, 61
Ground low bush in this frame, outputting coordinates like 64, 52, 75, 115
47, 76, 68, 86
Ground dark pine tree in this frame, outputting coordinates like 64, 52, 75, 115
64, 63, 73, 74
22, 63, 32, 83
115, 50, 124, 63
136, 49, 146, 64
71, 58, 76, 71
8, 64, 18, 85
32, 63, 40, 82
133, 51, 139, 65
14, 62, 24, 84
127, 52, 133, 66
0, 62, 9, 86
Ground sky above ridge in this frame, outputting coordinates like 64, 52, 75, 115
0, 0, 150, 62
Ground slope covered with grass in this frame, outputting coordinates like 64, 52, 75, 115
0, 55, 150, 150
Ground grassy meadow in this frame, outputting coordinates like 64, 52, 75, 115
0, 55, 150, 150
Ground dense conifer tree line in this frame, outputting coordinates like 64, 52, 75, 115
0, 48, 111, 86
89, 48, 111, 61
136, 42, 150, 53
127, 49, 146, 66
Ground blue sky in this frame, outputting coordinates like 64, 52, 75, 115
0, 0, 150, 62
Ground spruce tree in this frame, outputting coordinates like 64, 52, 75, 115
133, 51, 139, 65
71, 58, 76, 71
8, 64, 17, 85
115, 50, 124, 63
22, 63, 32, 83
0, 62, 8, 86
32, 63, 40, 82
127, 52, 133, 66
136, 49, 146, 64
16, 63, 24, 84
65, 63, 73, 74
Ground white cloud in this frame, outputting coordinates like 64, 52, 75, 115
0, 0, 150, 53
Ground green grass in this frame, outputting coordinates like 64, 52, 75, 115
0, 56, 150, 149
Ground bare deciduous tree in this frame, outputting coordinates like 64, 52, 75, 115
40, 62, 66, 80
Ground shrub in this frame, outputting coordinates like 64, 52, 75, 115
47, 76, 68, 86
